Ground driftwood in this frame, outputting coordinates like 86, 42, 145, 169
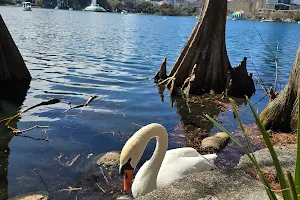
154, 0, 255, 98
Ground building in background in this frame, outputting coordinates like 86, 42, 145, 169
266, 0, 300, 10
172, 0, 202, 7
227, 0, 256, 15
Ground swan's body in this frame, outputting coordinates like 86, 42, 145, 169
119, 123, 217, 198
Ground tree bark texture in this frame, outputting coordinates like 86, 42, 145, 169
154, 0, 255, 98
260, 45, 300, 132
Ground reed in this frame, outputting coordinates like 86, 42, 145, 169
205, 93, 300, 200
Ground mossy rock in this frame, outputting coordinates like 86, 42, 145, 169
96, 151, 120, 168
8, 191, 48, 200
201, 132, 229, 152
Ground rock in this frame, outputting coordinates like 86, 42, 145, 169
8, 191, 48, 200
116, 195, 134, 200
236, 145, 296, 169
201, 132, 229, 152
136, 169, 281, 200
236, 145, 296, 183
96, 151, 120, 168
74, 151, 121, 187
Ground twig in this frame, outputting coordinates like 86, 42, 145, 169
0, 98, 60, 125
0, 98, 60, 136
274, 42, 279, 92
252, 24, 276, 57
246, 38, 268, 94
64, 154, 81, 167
13, 134, 50, 141
132, 123, 143, 127
10, 125, 49, 134
63, 96, 97, 113
240, 94, 268, 118
95, 183, 106, 193
34, 168, 50, 193
252, 25, 281, 92
57, 153, 81, 167
100, 167, 110, 186
60, 186, 82, 194
157, 76, 175, 86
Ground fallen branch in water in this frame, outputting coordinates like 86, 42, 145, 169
10, 125, 49, 134
60, 186, 82, 195
100, 166, 110, 186
96, 183, 106, 193
0, 98, 60, 134
0, 98, 60, 125
63, 96, 97, 113
64, 154, 81, 167
13, 134, 50, 142
58, 153, 81, 167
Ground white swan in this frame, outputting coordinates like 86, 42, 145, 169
119, 123, 217, 198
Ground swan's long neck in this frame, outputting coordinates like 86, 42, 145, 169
135, 124, 168, 177
130, 124, 169, 198
147, 130, 168, 172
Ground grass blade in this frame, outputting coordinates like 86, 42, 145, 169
295, 92, 300, 196
246, 96, 291, 200
204, 114, 251, 155
204, 113, 278, 200
287, 170, 298, 200
229, 98, 255, 154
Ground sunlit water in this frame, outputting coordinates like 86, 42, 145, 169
0, 6, 300, 199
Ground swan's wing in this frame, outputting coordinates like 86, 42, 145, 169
157, 154, 217, 188
165, 147, 200, 158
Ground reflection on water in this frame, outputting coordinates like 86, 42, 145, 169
0, 6, 299, 199
0, 99, 27, 199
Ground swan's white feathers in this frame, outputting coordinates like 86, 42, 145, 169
141, 148, 217, 188
119, 123, 218, 198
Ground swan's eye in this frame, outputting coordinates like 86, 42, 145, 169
120, 158, 134, 175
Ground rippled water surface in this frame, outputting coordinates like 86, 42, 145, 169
0, 6, 300, 199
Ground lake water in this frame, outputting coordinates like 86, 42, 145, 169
0, 6, 300, 199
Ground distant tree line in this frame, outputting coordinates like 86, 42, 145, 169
22, 0, 199, 16
254, 10, 300, 22
0, 0, 200, 17
0, 0, 15, 5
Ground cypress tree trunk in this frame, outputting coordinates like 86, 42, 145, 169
0, 15, 31, 102
260, 45, 300, 132
154, 0, 255, 98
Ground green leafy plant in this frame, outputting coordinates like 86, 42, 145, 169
205, 93, 300, 200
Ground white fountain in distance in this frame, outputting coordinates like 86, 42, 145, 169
84, 0, 106, 12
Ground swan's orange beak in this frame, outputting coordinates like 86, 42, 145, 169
124, 169, 133, 192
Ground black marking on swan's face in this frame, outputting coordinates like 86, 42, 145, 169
119, 158, 134, 175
